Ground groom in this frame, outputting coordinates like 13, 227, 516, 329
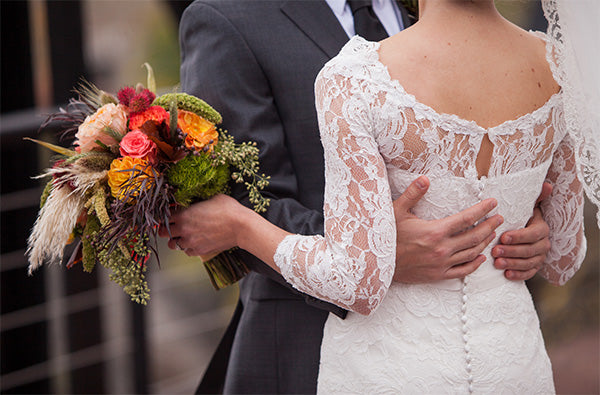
177, 1, 552, 393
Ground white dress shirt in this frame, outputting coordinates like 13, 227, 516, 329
325, 0, 405, 39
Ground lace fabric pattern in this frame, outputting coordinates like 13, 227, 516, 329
274, 35, 585, 393
542, 0, 600, 225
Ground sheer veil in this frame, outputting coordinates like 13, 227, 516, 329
542, 0, 600, 226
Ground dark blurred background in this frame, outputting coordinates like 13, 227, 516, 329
0, 1, 597, 393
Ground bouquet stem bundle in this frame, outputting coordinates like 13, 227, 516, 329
203, 251, 249, 290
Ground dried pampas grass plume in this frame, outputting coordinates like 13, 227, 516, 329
27, 185, 85, 275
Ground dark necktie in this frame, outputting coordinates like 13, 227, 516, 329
348, 0, 389, 41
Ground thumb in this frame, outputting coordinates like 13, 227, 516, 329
535, 182, 553, 205
393, 176, 429, 215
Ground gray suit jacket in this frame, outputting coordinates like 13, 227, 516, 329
180, 1, 409, 393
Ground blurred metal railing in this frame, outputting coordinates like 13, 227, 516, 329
0, 108, 142, 393
1, 1, 237, 393
0, 107, 237, 394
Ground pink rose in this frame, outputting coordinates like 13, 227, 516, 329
75, 103, 128, 153
119, 130, 157, 161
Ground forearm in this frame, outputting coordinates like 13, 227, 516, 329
234, 188, 324, 236
235, 205, 289, 272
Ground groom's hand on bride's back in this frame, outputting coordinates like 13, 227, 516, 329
391, 177, 551, 283
491, 183, 552, 281
391, 176, 502, 283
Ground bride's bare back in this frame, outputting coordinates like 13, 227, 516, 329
378, 0, 560, 177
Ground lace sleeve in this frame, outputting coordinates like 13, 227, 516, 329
539, 132, 586, 285
273, 66, 396, 316
543, 0, 600, 226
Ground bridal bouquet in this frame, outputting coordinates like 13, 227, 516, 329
26, 65, 269, 304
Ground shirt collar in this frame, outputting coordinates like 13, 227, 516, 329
326, 0, 348, 16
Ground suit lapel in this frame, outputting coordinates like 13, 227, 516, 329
280, 0, 349, 59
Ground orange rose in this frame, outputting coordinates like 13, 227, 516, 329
107, 156, 156, 202
178, 110, 218, 152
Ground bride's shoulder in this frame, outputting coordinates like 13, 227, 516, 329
318, 37, 382, 80
519, 28, 552, 56
525, 29, 560, 74
516, 28, 561, 92
339, 35, 380, 56
507, 26, 553, 62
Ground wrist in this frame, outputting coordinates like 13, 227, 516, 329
230, 202, 258, 251
231, 202, 289, 267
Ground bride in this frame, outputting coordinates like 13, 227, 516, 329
166, 0, 598, 392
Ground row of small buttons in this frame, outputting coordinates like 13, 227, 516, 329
461, 277, 474, 394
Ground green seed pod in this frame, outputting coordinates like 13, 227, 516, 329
40, 180, 53, 208
82, 213, 101, 272
153, 93, 223, 125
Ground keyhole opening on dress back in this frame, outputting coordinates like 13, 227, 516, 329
475, 134, 493, 179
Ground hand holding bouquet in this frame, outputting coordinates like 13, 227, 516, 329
26, 66, 269, 304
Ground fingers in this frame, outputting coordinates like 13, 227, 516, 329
493, 240, 546, 281
495, 207, 549, 285
159, 210, 184, 238
535, 182, 553, 205
167, 237, 182, 250
158, 225, 169, 238
449, 214, 502, 254
393, 176, 429, 215
449, 230, 497, 266
498, 208, 549, 246
494, 254, 544, 271
441, 198, 498, 236
492, 237, 550, 262
494, 234, 547, 271
504, 268, 538, 281
444, 255, 486, 279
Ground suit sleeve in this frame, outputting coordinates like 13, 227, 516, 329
179, 1, 346, 316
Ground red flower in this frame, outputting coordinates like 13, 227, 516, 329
117, 86, 157, 115
118, 86, 136, 106
128, 105, 169, 130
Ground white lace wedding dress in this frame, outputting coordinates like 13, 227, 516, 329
273, 35, 586, 394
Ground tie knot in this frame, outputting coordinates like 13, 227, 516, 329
347, 0, 388, 41
348, 0, 373, 14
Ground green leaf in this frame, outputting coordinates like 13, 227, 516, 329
143, 63, 156, 94
101, 126, 123, 142
169, 99, 178, 141
24, 137, 77, 157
